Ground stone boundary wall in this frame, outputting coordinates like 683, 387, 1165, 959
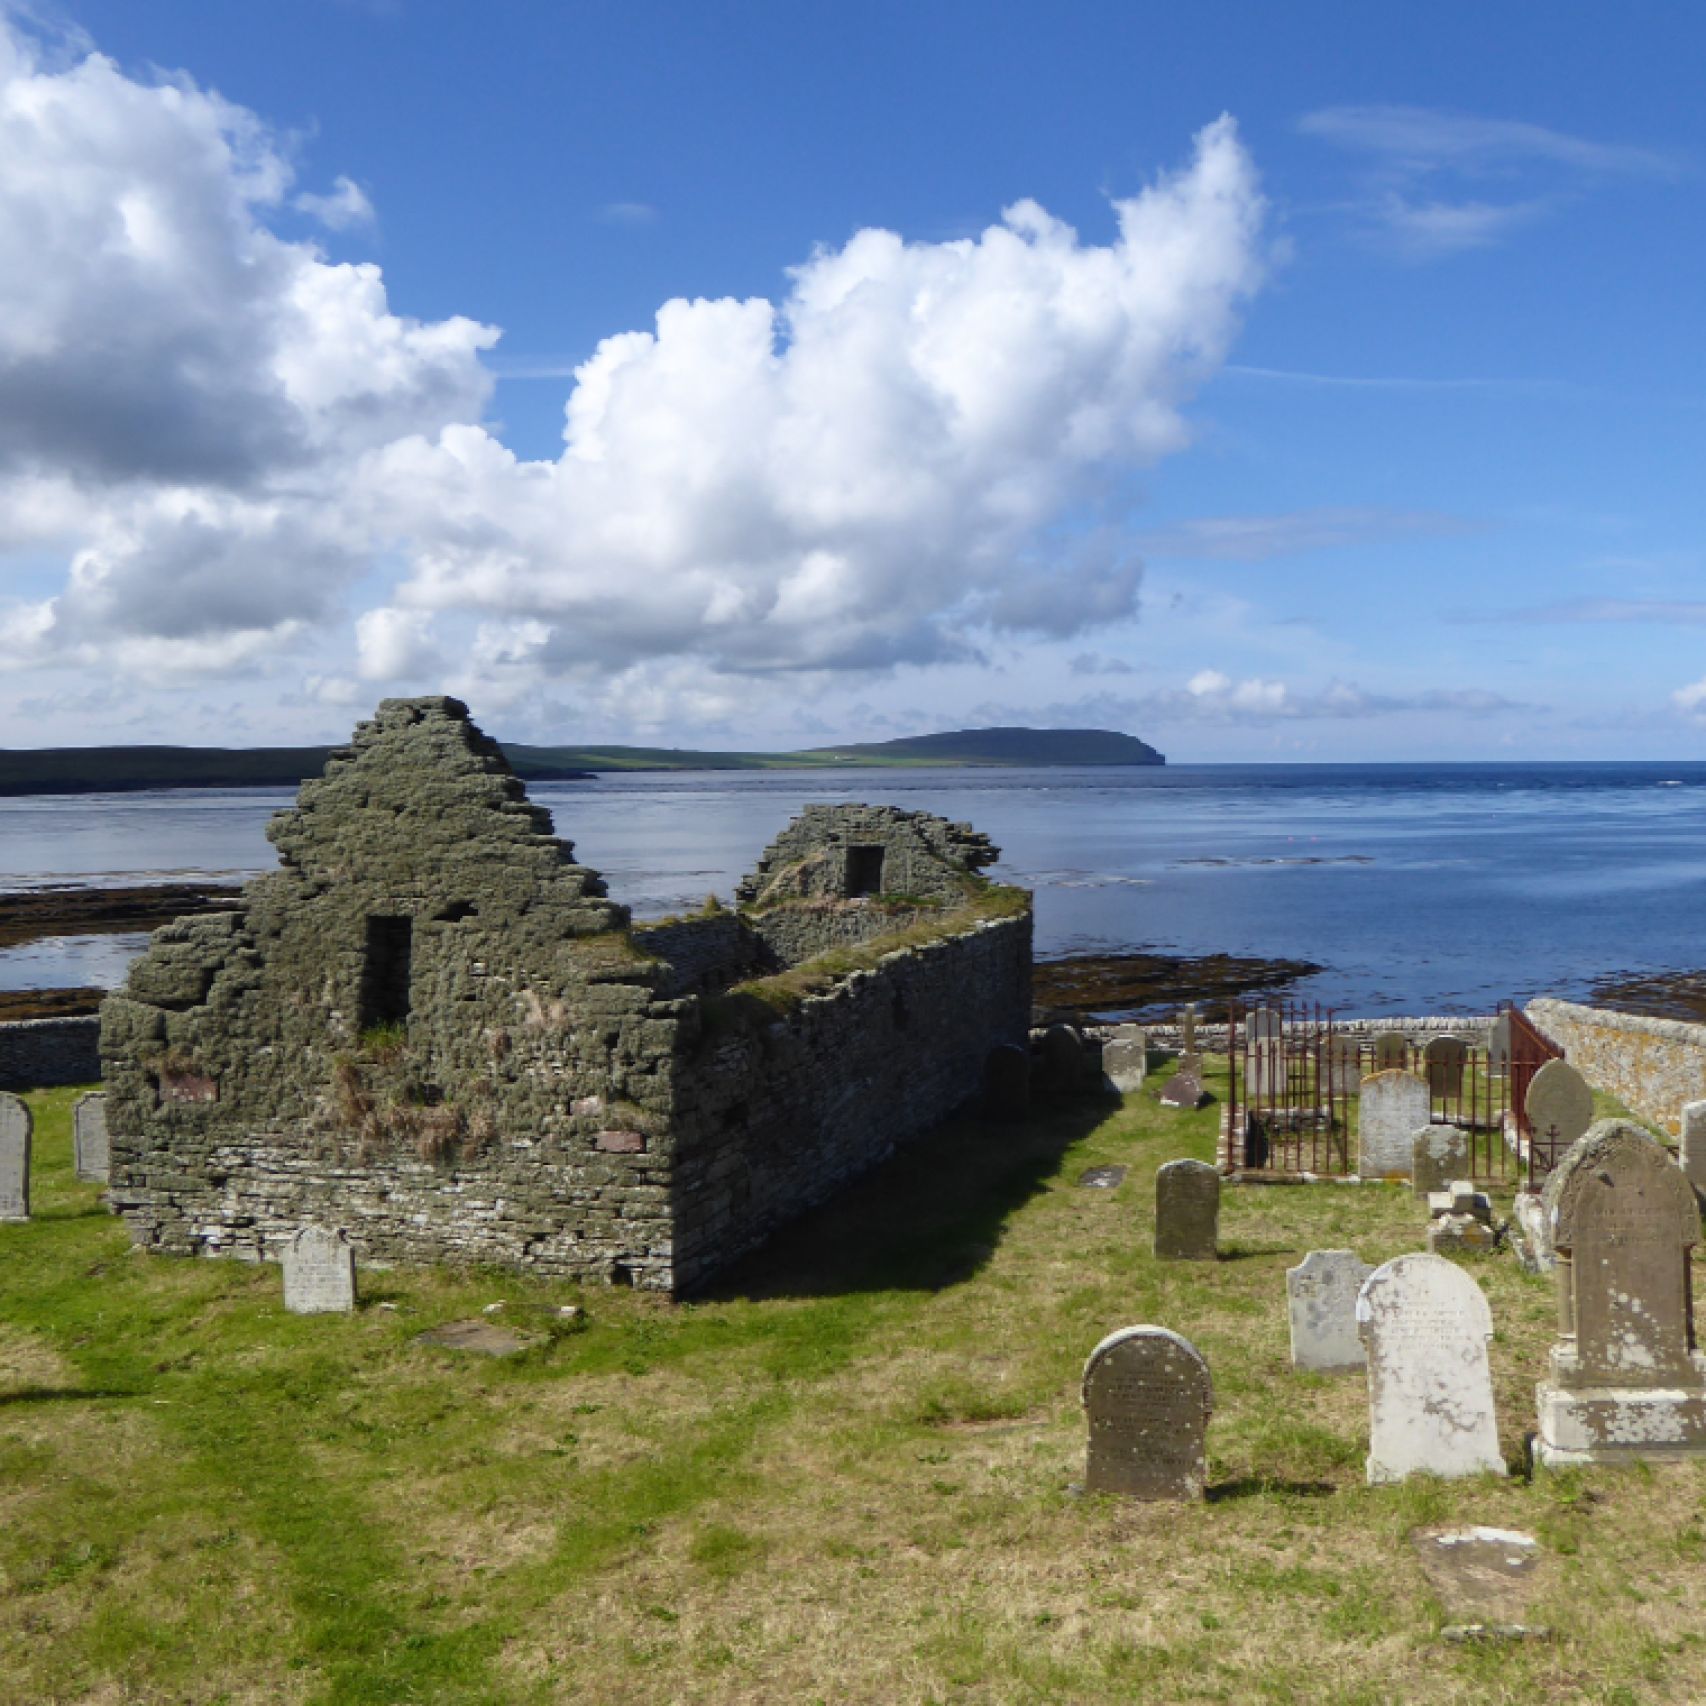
1141, 1015, 1495, 1051
1526, 998, 1706, 1137
750, 901, 935, 968
0, 1016, 102, 1090
670, 911, 1033, 1292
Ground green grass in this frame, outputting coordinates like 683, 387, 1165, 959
4, 1069, 1706, 1703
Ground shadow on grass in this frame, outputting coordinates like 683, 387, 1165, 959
1207, 1476, 1336, 1503
700, 1090, 1116, 1303
0, 1385, 137, 1407
1216, 1243, 1298, 1263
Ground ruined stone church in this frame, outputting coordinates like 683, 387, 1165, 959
103, 698, 1031, 1293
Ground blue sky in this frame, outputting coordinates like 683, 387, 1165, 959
1, 0, 1702, 758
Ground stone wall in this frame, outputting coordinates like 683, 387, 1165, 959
633, 912, 774, 998
1527, 998, 1706, 1136
749, 899, 937, 967
0, 1016, 102, 1090
668, 909, 1033, 1292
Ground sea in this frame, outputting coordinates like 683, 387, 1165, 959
5, 761, 1706, 1017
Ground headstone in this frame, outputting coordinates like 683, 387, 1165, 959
1158, 1069, 1204, 1110
984, 1044, 1031, 1121
0, 1093, 30, 1222
1102, 1025, 1147, 1093
1424, 1036, 1469, 1100
1036, 1024, 1084, 1094
1081, 1326, 1213, 1500
1245, 1006, 1283, 1042
1512, 1190, 1554, 1272
1154, 1159, 1218, 1260
1179, 1004, 1199, 1055
1535, 1120, 1706, 1465
1323, 1035, 1363, 1097
1287, 1249, 1372, 1374
1680, 1099, 1706, 1204
1357, 1253, 1505, 1484
1357, 1071, 1430, 1179
282, 1225, 357, 1315
1428, 1181, 1498, 1254
1373, 1033, 1408, 1070
1245, 1038, 1284, 1101
1524, 1059, 1594, 1153
73, 1093, 110, 1184
1486, 1013, 1512, 1074
1412, 1124, 1469, 1194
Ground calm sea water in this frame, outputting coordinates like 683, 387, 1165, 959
6, 762, 1706, 1016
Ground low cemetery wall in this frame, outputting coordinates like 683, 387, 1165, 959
1527, 997, 1706, 1137
0, 1016, 102, 1090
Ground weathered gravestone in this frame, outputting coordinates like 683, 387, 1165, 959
1287, 1250, 1372, 1374
1102, 1025, 1148, 1093
73, 1092, 109, 1184
1323, 1035, 1363, 1098
282, 1225, 357, 1315
1534, 1120, 1706, 1465
1486, 1013, 1512, 1074
1036, 1024, 1085, 1095
1159, 1069, 1204, 1110
0, 1093, 30, 1222
1373, 1033, 1408, 1070
1078, 1165, 1127, 1190
1356, 1253, 1505, 1483
1154, 1159, 1219, 1261
1680, 1099, 1706, 1205
1358, 1071, 1431, 1179
983, 1044, 1031, 1122
1179, 1004, 1199, 1055
1412, 1124, 1469, 1195
1082, 1325, 1213, 1500
1524, 1059, 1594, 1154
1427, 1179, 1498, 1255
1424, 1036, 1470, 1101
1244, 1007, 1284, 1099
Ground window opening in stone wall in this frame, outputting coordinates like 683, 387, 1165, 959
846, 845, 885, 898
360, 915, 414, 1029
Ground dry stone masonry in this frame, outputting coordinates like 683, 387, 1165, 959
1357, 1253, 1504, 1484
103, 698, 1032, 1295
1082, 1326, 1213, 1500
1534, 1120, 1706, 1466
0, 1092, 29, 1221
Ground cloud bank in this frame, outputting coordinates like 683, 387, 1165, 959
0, 14, 1268, 723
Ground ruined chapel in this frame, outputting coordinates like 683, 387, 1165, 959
102, 697, 1033, 1293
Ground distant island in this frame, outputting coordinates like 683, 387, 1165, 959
0, 725, 1163, 797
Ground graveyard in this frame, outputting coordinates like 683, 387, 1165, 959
7, 1057, 1706, 1705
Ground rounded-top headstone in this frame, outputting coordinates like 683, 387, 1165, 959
1423, 1035, 1469, 1098
1373, 1033, 1408, 1070
1356, 1253, 1504, 1484
0, 1092, 32, 1222
1154, 1158, 1219, 1260
1036, 1024, 1085, 1094
1525, 1059, 1595, 1150
1081, 1325, 1213, 1500
1543, 1119, 1700, 1381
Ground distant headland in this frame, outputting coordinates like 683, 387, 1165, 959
0, 725, 1163, 797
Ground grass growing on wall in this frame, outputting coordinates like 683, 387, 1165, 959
2, 1069, 1703, 1704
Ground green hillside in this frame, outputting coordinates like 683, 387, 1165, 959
0, 725, 1164, 796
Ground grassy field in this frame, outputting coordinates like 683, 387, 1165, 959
3, 1068, 1704, 1705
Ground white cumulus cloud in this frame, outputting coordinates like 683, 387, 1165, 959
0, 10, 1268, 724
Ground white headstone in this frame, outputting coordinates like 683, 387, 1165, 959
1287, 1250, 1373, 1374
1486, 1013, 1512, 1074
73, 1092, 109, 1184
282, 1225, 357, 1315
1357, 1071, 1431, 1179
1356, 1253, 1505, 1484
1245, 1007, 1283, 1042
0, 1093, 30, 1222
